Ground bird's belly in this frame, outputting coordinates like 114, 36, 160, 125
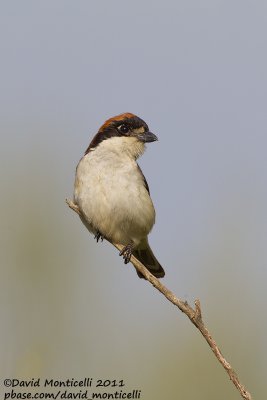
74, 164, 155, 245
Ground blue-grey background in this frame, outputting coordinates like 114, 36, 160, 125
1, 1, 266, 398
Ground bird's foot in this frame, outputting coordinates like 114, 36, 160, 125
119, 242, 134, 264
94, 231, 104, 243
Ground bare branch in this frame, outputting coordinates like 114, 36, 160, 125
66, 198, 253, 400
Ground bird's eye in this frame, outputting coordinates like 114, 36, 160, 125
118, 124, 129, 134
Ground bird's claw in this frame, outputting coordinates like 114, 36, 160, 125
119, 242, 134, 264
94, 231, 104, 243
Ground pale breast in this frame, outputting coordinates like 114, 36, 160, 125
74, 149, 155, 245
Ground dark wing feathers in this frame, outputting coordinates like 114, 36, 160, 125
137, 164, 150, 194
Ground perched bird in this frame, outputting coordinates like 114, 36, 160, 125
74, 113, 165, 278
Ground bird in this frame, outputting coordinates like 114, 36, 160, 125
73, 112, 165, 278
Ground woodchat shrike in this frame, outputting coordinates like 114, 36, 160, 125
74, 113, 165, 278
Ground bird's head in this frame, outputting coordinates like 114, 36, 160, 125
85, 113, 158, 159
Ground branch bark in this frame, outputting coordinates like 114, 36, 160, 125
66, 198, 252, 400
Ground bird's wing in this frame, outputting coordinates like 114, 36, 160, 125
137, 164, 150, 194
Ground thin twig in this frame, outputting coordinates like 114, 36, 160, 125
66, 198, 253, 400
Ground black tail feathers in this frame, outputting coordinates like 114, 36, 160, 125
133, 241, 165, 279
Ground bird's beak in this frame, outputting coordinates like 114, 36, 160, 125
138, 131, 158, 143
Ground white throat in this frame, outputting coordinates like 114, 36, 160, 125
93, 136, 145, 160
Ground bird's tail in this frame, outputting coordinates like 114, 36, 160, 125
133, 238, 165, 279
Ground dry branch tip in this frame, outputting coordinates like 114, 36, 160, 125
65, 198, 253, 400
